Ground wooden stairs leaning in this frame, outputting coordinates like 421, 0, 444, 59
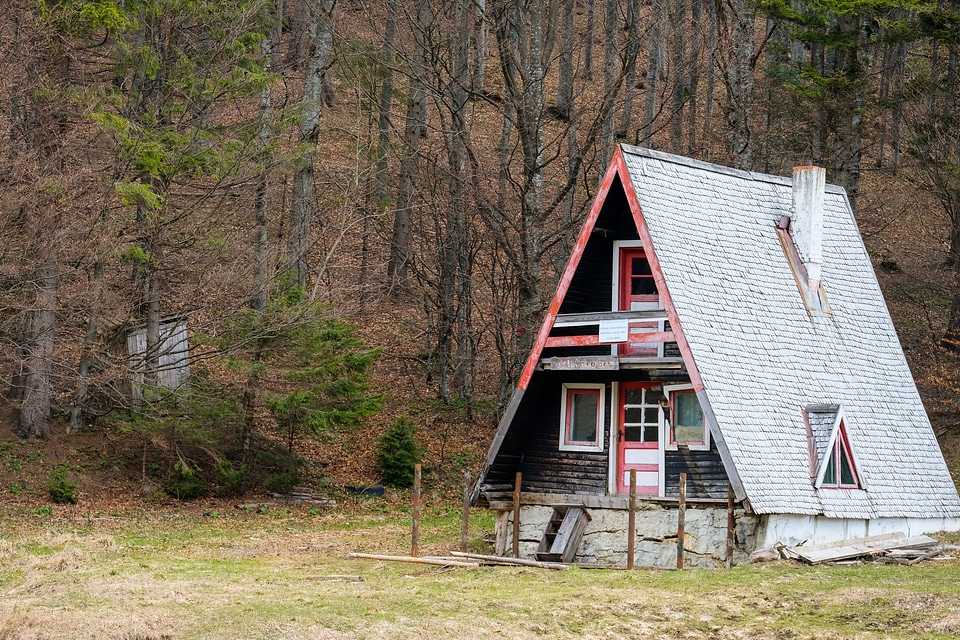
535, 507, 591, 563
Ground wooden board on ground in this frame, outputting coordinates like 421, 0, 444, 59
787, 534, 938, 565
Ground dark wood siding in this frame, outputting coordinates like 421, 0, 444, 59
559, 175, 639, 317
484, 370, 732, 501
484, 373, 612, 496
664, 443, 729, 499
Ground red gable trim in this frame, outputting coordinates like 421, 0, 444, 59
516, 151, 628, 391
516, 146, 704, 394
622, 158, 705, 393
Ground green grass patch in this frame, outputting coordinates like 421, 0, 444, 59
0, 507, 956, 639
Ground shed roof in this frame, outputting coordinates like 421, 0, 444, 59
619, 145, 960, 518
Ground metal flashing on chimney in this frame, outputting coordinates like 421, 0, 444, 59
777, 165, 830, 316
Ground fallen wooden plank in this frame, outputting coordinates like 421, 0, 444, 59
449, 551, 568, 570
347, 553, 479, 568
907, 546, 945, 566
574, 563, 677, 571
307, 575, 364, 582
789, 535, 938, 565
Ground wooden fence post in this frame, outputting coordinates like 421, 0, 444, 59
461, 471, 471, 553
677, 472, 686, 570
726, 481, 735, 568
628, 469, 636, 569
512, 471, 522, 558
411, 463, 421, 557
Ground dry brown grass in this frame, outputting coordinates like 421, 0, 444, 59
0, 505, 956, 639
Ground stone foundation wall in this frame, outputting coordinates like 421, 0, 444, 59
496, 504, 761, 568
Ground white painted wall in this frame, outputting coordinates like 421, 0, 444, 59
496, 507, 960, 567
755, 514, 960, 548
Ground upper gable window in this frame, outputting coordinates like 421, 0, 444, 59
819, 420, 859, 489
664, 384, 710, 450
808, 407, 863, 490
559, 384, 605, 452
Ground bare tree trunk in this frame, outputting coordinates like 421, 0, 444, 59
492, 0, 555, 359
642, 0, 666, 146
144, 259, 161, 386
669, 0, 687, 153
69, 261, 103, 433
437, 0, 472, 402
388, 0, 431, 292
288, 0, 337, 289
701, 0, 718, 159
454, 0, 476, 414
8, 11, 62, 439
617, 0, 641, 140
583, 0, 597, 80
722, 0, 755, 169
554, 0, 575, 120
600, 0, 620, 166
686, 0, 702, 155
472, 0, 487, 94
361, 0, 399, 310
555, 106, 580, 276
13, 256, 57, 440
829, 14, 864, 206
253, 16, 282, 311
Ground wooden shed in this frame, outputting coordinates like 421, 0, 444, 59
473, 145, 960, 567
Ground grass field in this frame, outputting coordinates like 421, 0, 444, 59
0, 502, 958, 639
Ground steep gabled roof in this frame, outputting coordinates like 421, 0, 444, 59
619, 145, 960, 518
477, 145, 960, 520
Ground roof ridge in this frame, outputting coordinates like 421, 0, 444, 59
618, 144, 847, 196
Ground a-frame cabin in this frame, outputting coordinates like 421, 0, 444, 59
474, 145, 960, 567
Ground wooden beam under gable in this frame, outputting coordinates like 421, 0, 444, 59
545, 331, 675, 348
516, 150, 630, 391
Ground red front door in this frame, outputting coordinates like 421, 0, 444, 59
617, 382, 664, 494
619, 247, 661, 357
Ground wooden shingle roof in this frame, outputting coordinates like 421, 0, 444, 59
619, 145, 960, 518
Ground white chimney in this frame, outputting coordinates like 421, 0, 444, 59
791, 165, 825, 289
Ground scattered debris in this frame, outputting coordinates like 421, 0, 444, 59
306, 575, 364, 582
449, 551, 569, 570
781, 533, 954, 565
346, 553, 480, 568
237, 487, 337, 510
345, 485, 384, 497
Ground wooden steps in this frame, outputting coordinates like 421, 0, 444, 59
535, 507, 591, 563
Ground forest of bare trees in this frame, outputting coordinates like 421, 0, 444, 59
1, 0, 959, 473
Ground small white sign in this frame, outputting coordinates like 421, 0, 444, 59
551, 356, 619, 371
598, 319, 629, 343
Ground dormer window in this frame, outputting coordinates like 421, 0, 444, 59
820, 421, 859, 488
806, 405, 862, 490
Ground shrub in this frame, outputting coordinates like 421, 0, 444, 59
215, 459, 248, 496
377, 417, 423, 488
48, 462, 78, 504
263, 471, 300, 493
165, 461, 205, 500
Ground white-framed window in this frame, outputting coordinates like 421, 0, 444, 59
559, 383, 605, 452
664, 384, 709, 451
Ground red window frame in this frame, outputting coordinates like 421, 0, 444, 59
560, 385, 604, 451
820, 421, 860, 489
